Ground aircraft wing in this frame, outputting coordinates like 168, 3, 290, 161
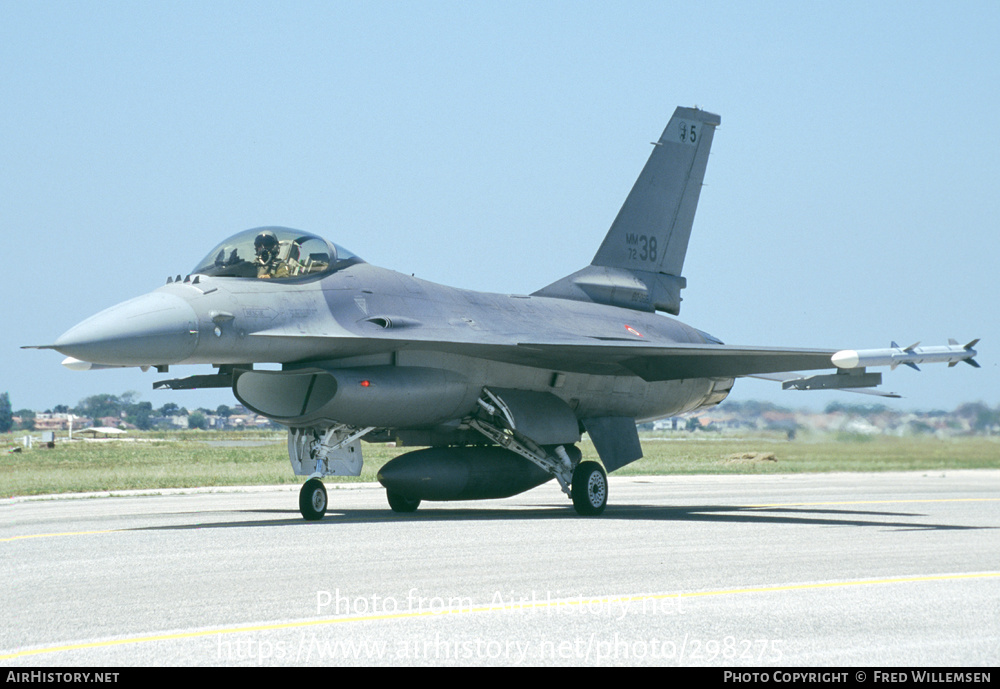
510, 342, 838, 381
252, 330, 838, 381
235, 331, 933, 398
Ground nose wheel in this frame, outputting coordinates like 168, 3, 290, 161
299, 478, 328, 520
571, 461, 608, 516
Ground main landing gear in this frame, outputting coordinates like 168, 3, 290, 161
468, 389, 610, 517
571, 461, 608, 516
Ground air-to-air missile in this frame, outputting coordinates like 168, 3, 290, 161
832, 339, 980, 372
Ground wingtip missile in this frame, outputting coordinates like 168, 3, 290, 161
832, 340, 980, 371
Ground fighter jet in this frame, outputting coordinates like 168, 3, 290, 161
29, 107, 978, 519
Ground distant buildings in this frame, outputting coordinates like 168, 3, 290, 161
655, 402, 999, 437
31, 413, 92, 432
19, 406, 280, 433
146, 406, 281, 431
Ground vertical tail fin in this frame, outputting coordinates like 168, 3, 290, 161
593, 107, 719, 276
534, 107, 720, 315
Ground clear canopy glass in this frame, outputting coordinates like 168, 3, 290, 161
190, 227, 362, 280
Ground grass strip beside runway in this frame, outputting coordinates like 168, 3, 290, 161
2, 432, 997, 497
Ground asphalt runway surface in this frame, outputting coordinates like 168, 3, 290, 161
2, 470, 998, 666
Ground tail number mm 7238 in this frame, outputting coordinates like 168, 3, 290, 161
625, 233, 657, 262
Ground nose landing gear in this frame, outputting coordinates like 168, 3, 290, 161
299, 478, 328, 521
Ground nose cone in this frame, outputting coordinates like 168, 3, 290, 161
54, 292, 199, 366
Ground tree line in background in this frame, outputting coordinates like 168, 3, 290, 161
0, 391, 240, 432
0, 392, 11, 433
3, 391, 1000, 435
714, 399, 1000, 435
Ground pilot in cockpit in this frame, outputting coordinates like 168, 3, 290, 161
254, 231, 288, 279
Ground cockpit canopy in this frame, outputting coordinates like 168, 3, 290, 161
190, 227, 362, 280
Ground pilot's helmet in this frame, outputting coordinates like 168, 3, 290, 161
254, 231, 279, 256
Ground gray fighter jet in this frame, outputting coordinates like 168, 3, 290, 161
31, 107, 978, 519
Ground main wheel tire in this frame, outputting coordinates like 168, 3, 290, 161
386, 490, 421, 513
299, 478, 328, 521
571, 461, 608, 516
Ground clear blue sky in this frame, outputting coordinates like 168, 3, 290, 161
2, 1, 997, 413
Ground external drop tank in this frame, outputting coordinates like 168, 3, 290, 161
377, 446, 571, 502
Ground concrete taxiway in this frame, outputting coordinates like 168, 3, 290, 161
2, 470, 998, 666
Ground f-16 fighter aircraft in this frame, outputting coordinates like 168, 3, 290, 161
31, 107, 979, 519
